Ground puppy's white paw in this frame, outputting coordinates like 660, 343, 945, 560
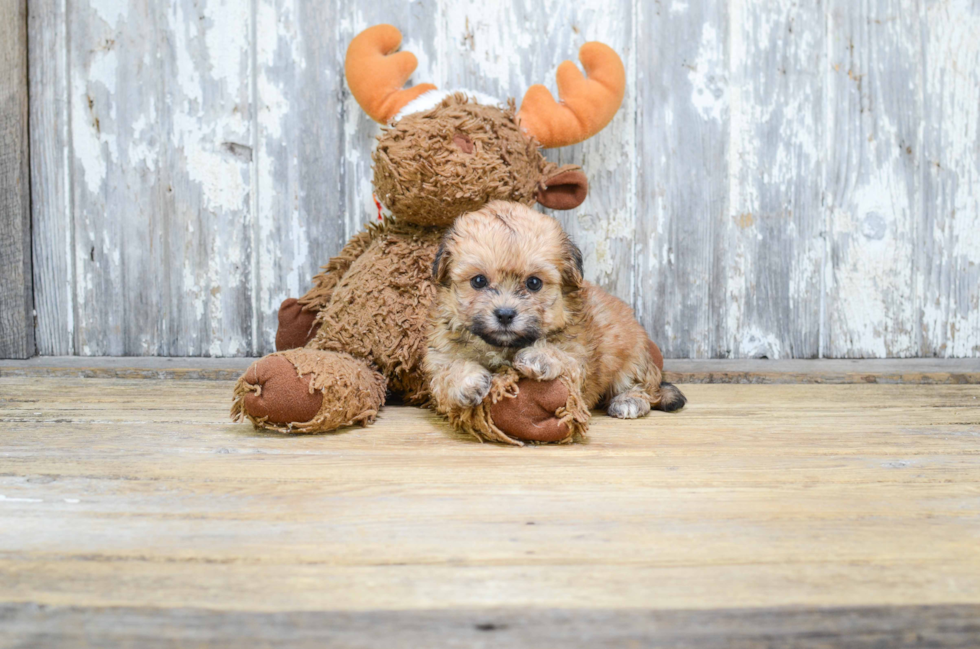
452, 369, 493, 408
514, 349, 562, 381
607, 394, 651, 419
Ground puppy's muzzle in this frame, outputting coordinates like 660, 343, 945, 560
494, 307, 517, 326
470, 307, 540, 349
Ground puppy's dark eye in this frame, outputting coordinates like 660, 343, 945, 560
525, 276, 543, 292
470, 275, 488, 290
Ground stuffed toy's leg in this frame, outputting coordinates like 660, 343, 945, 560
488, 376, 588, 443
444, 368, 590, 446
484, 338, 665, 444
232, 348, 386, 433
274, 228, 382, 351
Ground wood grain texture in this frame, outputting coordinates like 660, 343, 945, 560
1, 376, 979, 645
635, 0, 729, 358
337, 0, 441, 243
66, 0, 255, 356
28, 0, 73, 356
3, 604, 980, 648
0, 0, 33, 359
724, 0, 824, 359
438, 0, 636, 301
0, 355, 252, 380
2, 356, 978, 383
824, 0, 922, 358
26, 1, 980, 358
253, 0, 345, 353
920, 0, 980, 358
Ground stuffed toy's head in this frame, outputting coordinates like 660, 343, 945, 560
345, 25, 626, 228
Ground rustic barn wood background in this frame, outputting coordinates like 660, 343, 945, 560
1, 0, 32, 359
22, 0, 980, 359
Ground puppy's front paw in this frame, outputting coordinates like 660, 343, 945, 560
513, 348, 562, 381
451, 369, 493, 408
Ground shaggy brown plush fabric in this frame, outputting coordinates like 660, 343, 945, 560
232, 348, 386, 434
296, 227, 378, 316
373, 95, 556, 227
306, 219, 442, 403
232, 87, 649, 444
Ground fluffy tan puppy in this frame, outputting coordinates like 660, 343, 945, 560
425, 201, 685, 442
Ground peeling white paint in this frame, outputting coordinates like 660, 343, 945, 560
256, 76, 291, 141
127, 103, 157, 171
71, 47, 118, 195
920, 0, 980, 357
688, 22, 727, 123
739, 327, 784, 359
440, 0, 536, 94
31, 0, 980, 358
670, 0, 689, 15
203, 0, 250, 86
725, 0, 823, 358
576, 205, 633, 282
167, 0, 252, 356
90, 0, 128, 26
184, 145, 249, 213
828, 169, 917, 358
824, 0, 922, 359
171, 3, 250, 215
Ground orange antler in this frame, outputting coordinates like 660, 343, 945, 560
345, 25, 437, 124
517, 42, 625, 149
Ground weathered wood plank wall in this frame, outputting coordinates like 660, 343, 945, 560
0, 0, 34, 359
25, 0, 980, 358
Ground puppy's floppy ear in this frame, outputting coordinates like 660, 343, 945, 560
432, 235, 453, 286
559, 233, 584, 291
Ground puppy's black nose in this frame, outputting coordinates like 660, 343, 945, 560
494, 307, 517, 326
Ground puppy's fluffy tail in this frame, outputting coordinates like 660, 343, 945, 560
654, 382, 687, 413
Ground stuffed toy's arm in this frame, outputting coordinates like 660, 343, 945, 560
274, 229, 380, 351
297, 227, 378, 312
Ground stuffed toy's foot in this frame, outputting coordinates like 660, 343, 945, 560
232, 348, 386, 433
446, 369, 590, 446
489, 341, 661, 443
489, 378, 583, 443
274, 298, 319, 351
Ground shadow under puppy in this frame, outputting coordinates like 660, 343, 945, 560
425, 201, 686, 445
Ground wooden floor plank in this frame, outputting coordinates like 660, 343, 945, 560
1, 376, 979, 645
3, 604, 979, 649
2, 357, 979, 383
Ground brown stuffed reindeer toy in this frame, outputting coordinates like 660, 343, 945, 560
232, 24, 663, 443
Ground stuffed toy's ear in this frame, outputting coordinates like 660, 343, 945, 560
537, 166, 588, 210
